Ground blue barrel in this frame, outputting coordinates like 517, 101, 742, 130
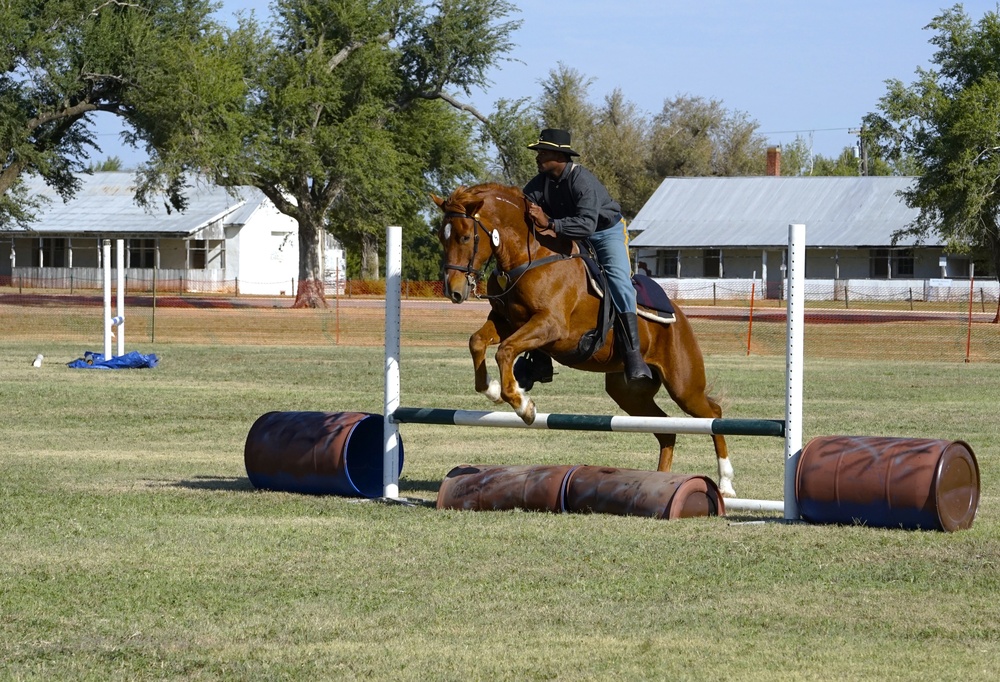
244, 411, 402, 498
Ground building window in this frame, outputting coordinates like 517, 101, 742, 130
870, 249, 890, 278
894, 249, 914, 277
702, 249, 722, 278
189, 239, 207, 269
129, 239, 156, 268
870, 248, 914, 278
951, 258, 970, 278
655, 249, 679, 277
39, 238, 67, 267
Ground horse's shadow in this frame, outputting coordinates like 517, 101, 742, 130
164, 475, 442, 496
167, 475, 254, 492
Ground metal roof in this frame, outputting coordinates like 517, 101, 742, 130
12, 172, 264, 237
629, 176, 936, 249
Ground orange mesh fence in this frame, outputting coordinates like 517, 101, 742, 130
1, 279, 997, 362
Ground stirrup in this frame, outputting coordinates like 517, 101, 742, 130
513, 354, 553, 391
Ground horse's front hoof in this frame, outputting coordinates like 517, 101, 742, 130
718, 481, 737, 498
517, 399, 536, 425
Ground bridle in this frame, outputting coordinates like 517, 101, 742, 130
442, 209, 493, 291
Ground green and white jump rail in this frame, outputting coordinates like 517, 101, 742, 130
391, 406, 785, 438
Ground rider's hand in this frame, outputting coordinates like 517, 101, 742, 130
527, 203, 556, 236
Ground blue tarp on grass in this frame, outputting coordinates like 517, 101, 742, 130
68, 350, 159, 370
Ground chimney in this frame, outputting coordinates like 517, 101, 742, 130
766, 146, 781, 177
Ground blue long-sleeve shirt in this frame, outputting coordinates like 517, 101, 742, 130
523, 162, 622, 239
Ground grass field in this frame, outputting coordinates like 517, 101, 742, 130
1, 336, 998, 680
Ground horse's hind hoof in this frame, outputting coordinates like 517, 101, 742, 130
481, 378, 502, 403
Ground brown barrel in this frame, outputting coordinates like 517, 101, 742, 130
795, 436, 979, 531
564, 466, 725, 519
436, 464, 578, 512
244, 411, 401, 498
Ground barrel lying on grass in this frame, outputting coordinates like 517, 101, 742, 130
244, 411, 403, 498
795, 436, 980, 532
436, 464, 726, 519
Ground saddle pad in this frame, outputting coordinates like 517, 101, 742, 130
632, 274, 675, 316
581, 256, 675, 320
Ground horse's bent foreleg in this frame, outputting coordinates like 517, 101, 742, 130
495, 340, 535, 423
469, 319, 502, 403
493, 320, 564, 425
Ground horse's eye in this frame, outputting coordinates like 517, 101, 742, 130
460, 234, 471, 244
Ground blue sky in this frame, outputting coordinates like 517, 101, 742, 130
92, 0, 1000, 166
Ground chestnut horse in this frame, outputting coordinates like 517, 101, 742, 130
431, 183, 735, 497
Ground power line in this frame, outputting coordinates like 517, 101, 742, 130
759, 126, 854, 135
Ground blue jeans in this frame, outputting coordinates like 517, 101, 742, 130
587, 218, 636, 314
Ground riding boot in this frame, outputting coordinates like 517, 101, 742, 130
615, 312, 654, 384
513, 351, 554, 391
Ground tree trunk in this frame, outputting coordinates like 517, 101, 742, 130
989, 228, 1000, 323
360, 232, 380, 280
292, 215, 328, 309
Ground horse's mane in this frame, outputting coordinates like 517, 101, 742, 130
445, 183, 523, 213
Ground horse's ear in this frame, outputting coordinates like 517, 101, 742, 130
430, 194, 445, 210
466, 198, 484, 217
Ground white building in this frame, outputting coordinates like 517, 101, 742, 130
1, 172, 344, 296
628, 168, 996, 301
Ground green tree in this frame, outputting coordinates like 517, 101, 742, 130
864, 4, 1000, 320
536, 63, 596, 138
585, 89, 657, 217
401, 216, 443, 281
811, 148, 865, 176
713, 109, 768, 176
648, 95, 768, 178
88, 156, 124, 172
0, 0, 222, 229
649, 96, 721, 177
478, 97, 538, 186
778, 136, 814, 176
144, 0, 519, 307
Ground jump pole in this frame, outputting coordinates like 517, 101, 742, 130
102, 238, 126, 359
383, 225, 403, 499
382, 224, 806, 521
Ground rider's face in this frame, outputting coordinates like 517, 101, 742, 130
535, 150, 568, 177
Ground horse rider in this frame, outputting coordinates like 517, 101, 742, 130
516, 128, 654, 390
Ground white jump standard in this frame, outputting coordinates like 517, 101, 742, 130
102, 238, 126, 359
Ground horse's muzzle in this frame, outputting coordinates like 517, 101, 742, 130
443, 275, 469, 304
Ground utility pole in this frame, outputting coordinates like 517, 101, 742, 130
849, 126, 869, 175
